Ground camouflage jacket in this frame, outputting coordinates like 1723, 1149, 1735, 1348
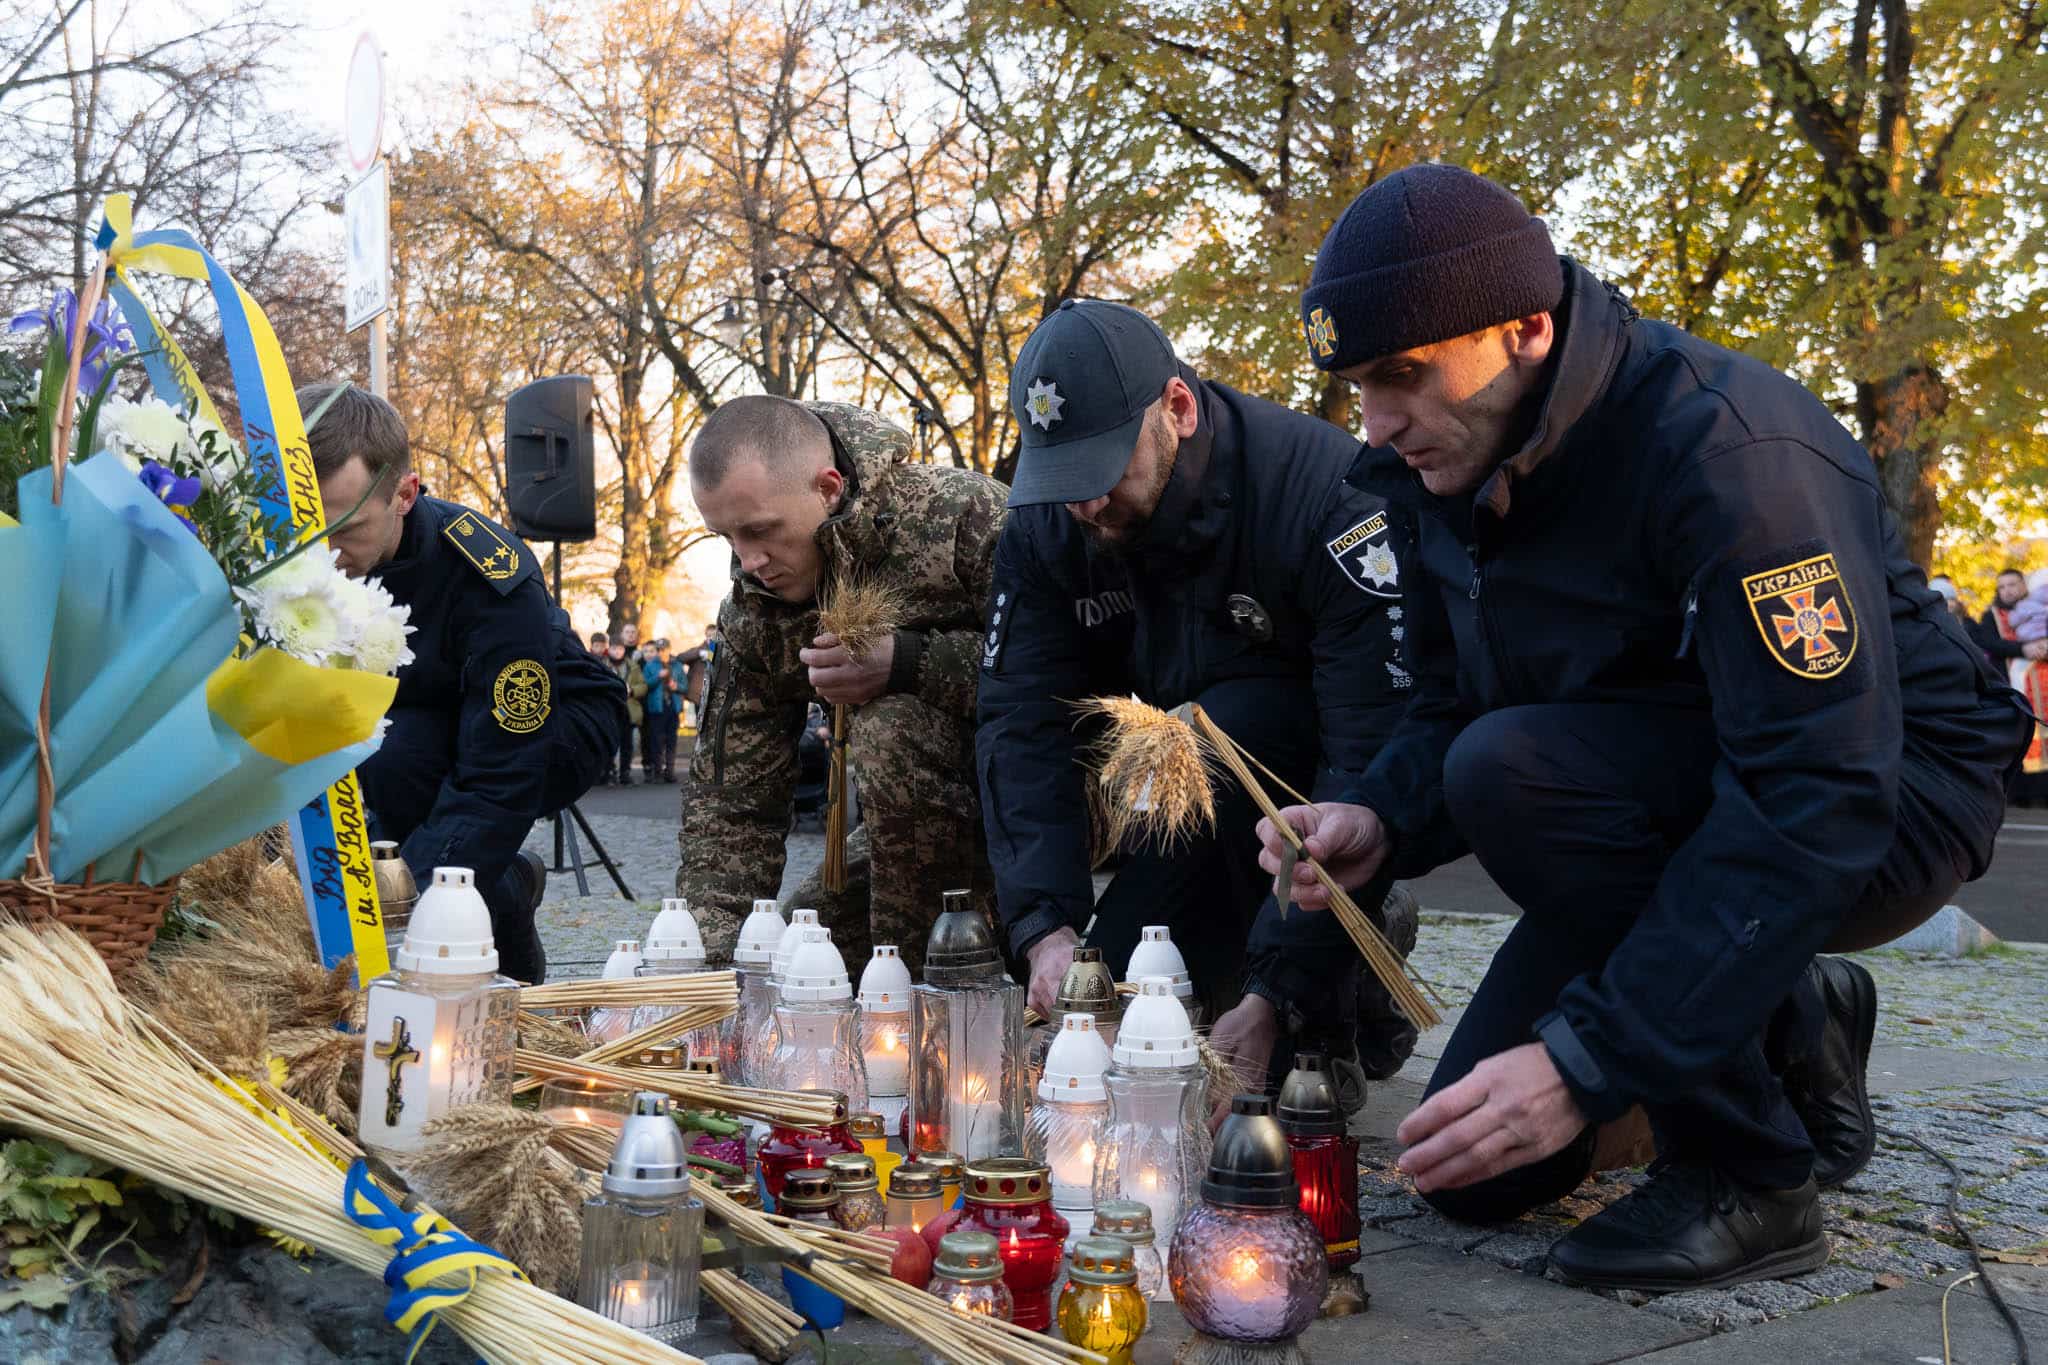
677, 403, 1008, 928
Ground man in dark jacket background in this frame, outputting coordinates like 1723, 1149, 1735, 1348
304, 383, 626, 984
1258, 166, 2029, 1292
977, 299, 1416, 1096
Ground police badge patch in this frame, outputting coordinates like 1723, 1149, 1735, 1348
1326, 512, 1399, 598
492, 659, 551, 733
1741, 552, 1857, 680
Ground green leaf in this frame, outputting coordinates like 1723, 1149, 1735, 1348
64, 1206, 100, 1253
0, 1273, 76, 1310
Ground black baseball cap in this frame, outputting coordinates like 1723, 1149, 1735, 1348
1006, 299, 1179, 507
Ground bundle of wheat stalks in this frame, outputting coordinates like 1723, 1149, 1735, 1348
693, 1180, 1107, 1365
520, 972, 738, 1013
815, 573, 906, 892
515, 1050, 838, 1129
0, 922, 700, 1364
511, 1001, 734, 1097
1080, 696, 1442, 1030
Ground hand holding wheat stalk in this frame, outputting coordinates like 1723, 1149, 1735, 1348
1076, 695, 1442, 1030
814, 573, 907, 893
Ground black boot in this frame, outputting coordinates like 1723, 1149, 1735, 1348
495, 851, 549, 984
1549, 1162, 1828, 1293
1774, 956, 1878, 1190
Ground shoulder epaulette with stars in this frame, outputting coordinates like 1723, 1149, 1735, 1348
441, 509, 531, 595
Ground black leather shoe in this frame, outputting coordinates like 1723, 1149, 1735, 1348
1549, 1162, 1828, 1292
502, 851, 549, 984
1778, 956, 1877, 1190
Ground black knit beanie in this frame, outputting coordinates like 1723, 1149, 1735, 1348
1300, 164, 1563, 372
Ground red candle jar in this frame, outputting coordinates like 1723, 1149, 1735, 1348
1276, 1054, 1361, 1270
756, 1090, 862, 1205
921, 1157, 1068, 1330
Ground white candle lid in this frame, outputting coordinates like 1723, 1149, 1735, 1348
1124, 926, 1192, 998
772, 907, 821, 980
601, 939, 644, 979
734, 900, 785, 965
1038, 1012, 1112, 1102
643, 898, 705, 968
394, 867, 500, 976
857, 944, 913, 1011
780, 927, 852, 1003
1111, 977, 1200, 1068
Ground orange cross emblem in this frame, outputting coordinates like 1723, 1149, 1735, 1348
1741, 552, 1858, 680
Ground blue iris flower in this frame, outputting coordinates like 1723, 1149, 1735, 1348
137, 459, 201, 532
8, 288, 134, 392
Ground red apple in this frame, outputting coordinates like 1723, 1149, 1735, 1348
873, 1224, 932, 1288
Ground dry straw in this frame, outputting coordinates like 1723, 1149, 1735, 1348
1079, 696, 1442, 1030
512, 1001, 733, 1097
411, 1104, 590, 1296
815, 573, 907, 893
514, 1050, 837, 1129
0, 922, 702, 1364
702, 1268, 802, 1358
520, 971, 737, 1014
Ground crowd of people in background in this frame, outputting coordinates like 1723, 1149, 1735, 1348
583, 622, 719, 787
1930, 569, 2048, 804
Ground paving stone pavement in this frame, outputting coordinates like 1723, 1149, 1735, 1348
526, 804, 2048, 1361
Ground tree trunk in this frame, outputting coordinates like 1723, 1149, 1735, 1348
1857, 363, 1947, 570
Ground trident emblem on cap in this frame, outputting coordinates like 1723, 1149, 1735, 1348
1025, 378, 1066, 429
1305, 308, 1338, 359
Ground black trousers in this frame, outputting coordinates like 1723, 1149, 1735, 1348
616, 717, 637, 780
1421, 702, 1982, 1222
361, 697, 610, 984
1086, 676, 1373, 1044
642, 707, 679, 777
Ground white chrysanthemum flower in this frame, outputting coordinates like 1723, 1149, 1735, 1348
259, 588, 345, 664
98, 395, 199, 466
350, 610, 415, 675
257, 540, 345, 594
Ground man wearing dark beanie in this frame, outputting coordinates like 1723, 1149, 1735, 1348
1260, 163, 2031, 1292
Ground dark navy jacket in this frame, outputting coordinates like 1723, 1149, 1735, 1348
1345, 259, 2027, 1120
361, 496, 624, 888
977, 371, 1408, 998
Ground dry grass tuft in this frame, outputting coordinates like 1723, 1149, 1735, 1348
1077, 696, 1218, 857
816, 572, 908, 660
412, 1105, 590, 1296
517, 1009, 591, 1058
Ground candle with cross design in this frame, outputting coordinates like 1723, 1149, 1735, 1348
357, 867, 521, 1160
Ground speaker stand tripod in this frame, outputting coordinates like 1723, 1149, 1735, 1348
546, 542, 634, 899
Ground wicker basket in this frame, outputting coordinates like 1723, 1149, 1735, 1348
2, 257, 176, 985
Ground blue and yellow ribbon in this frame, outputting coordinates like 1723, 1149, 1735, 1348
94, 194, 389, 981
343, 1160, 526, 1362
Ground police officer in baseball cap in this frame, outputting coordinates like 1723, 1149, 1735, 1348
1260, 164, 2031, 1290
978, 297, 1420, 1102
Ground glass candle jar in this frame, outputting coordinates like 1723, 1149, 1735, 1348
858, 945, 913, 1105
921, 1158, 1069, 1331
632, 899, 718, 1055
848, 1111, 902, 1192
1168, 1096, 1326, 1344
927, 1230, 1013, 1322
1123, 926, 1198, 1026
885, 1161, 946, 1233
538, 1079, 632, 1140
587, 939, 646, 1043
755, 1091, 862, 1205
358, 868, 520, 1161
909, 892, 1025, 1160
1091, 978, 1212, 1245
918, 1150, 965, 1209
1092, 1199, 1168, 1302
1026, 1012, 1112, 1239
826, 1152, 886, 1231
1057, 1236, 1147, 1365
577, 1092, 706, 1342
1276, 1052, 1361, 1272
764, 929, 867, 1109
776, 1169, 847, 1328
728, 900, 785, 1085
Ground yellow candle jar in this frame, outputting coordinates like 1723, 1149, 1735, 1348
1057, 1236, 1147, 1365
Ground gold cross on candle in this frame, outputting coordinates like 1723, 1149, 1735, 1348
373, 1016, 421, 1127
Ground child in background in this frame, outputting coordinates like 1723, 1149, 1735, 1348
2007, 570, 2048, 643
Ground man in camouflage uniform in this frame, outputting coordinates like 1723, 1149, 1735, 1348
677, 395, 1006, 974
